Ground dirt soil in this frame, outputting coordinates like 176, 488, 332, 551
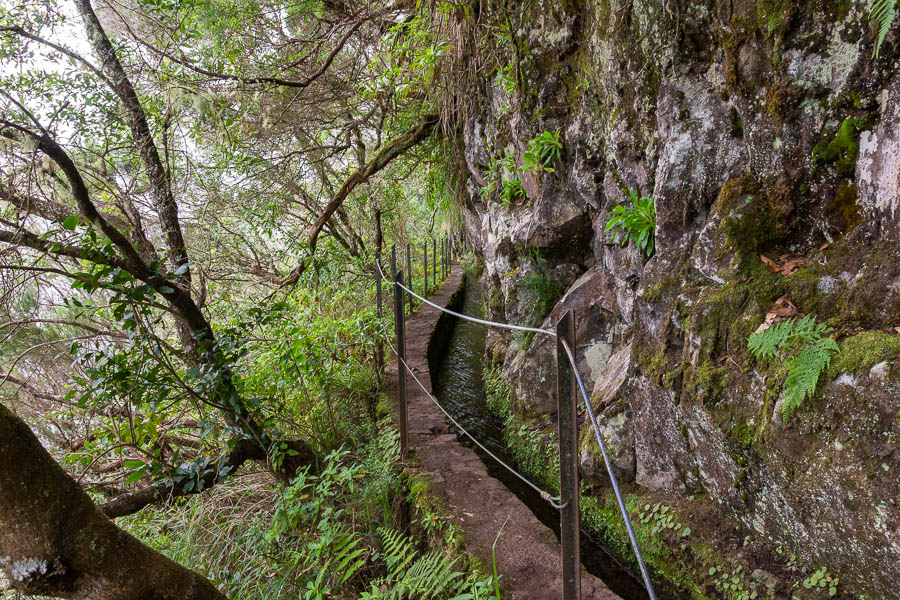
384, 263, 620, 600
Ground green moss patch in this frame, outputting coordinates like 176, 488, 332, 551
812, 118, 867, 177
825, 331, 900, 380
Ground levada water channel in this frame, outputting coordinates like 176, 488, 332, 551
428, 269, 681, 600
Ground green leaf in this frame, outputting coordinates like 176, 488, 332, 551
63, 215, 79, 231
603, 190, 656, 257
125, 468, 145, 484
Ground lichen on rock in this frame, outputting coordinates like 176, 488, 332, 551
450, 0, 900, 596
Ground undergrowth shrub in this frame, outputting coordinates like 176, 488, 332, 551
122, 421, 495, 599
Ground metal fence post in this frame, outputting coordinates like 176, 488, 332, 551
432, 238, 437, 289
376, 248, 383, 319
556, 309, 580, 600
375, 246, 383, 379
423, 240, 428, 297
390, 244, 397, 305
393, 268, 408, 460
406, 244, 413, 314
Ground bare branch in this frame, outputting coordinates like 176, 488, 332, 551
282, 114, 439, 286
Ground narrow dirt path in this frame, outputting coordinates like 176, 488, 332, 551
385, 263, 621, 600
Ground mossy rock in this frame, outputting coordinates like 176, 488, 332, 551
717, 173, 793, 264
825, 331, 900, 380
811, 117, 867, 177
823, 180, 863, 235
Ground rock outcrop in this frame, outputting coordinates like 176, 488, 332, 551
446, 1, 899, 597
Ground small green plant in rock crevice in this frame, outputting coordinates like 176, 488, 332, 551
638, 503, 692, 540
520, 130, 562, 174
605, 188, 656, 257
706, 564, 766, 600
481, 131, 562, 207
747, 315, 839, 419
868, 0, 897, 57
799, 566, 839, 597
499, 179, 524, 206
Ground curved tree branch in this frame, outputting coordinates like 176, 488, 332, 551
75, 0, 190, 280
282, 114, 439, 286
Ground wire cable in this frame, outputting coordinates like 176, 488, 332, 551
377, 255, 657, 598
559, 337, 657, 600
375, 260, 556, 338
383, 336, 566, 510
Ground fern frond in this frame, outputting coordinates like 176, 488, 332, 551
870, 0, 897, 57
405, 552, 463, 598
747, 319, 793, 359
376, 422, 401, 461
362, 528, 471, 600
332, 534, 366, 585
378, 527, 417, 577
782, 337, 839, 418
790, 314, 831, 345
748, 314, 839, 418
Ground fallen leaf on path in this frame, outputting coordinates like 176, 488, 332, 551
778, 258, 806, 275
761, 254, 778, 272
819, 242, 830, 251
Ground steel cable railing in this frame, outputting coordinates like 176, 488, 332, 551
375, 259, 554, 338
559, 337, 657, 600
382, 336, 566, 509
376, 258, 657, 600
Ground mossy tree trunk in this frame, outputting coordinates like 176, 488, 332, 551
0, 402, 226, 600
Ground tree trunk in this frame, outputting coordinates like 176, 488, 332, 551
0, 402, 226, 600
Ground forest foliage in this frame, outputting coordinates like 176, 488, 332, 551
0, 0, 475, 597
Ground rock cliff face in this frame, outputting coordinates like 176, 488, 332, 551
447, 1, 899, 597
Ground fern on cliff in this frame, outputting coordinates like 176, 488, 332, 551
869, 0, 897, 57
747, 315, 839, 419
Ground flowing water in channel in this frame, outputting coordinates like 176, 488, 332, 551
431, 272, 657, 600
